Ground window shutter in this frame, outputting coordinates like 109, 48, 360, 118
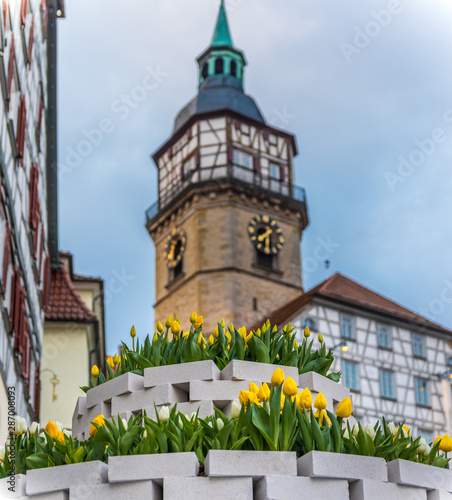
280, 165, 286, 182
2, 222, 11, 292
28, 17, 34, 62
21, 316, 30, 379
11, 268, 21, 338
7, 33, 15, 101
33, 362, 40, 416
29, 163, 38, 226
16, 95, 26, 164
227, 145, 234, 164
38, 226, 45, 279
195, 149, 200, 168
20, 0, 27, 25
234, 121, 241, 131
253, 155, 260, 174
42, 256, 50, 307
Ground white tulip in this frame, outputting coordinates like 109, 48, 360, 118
55, 421, 64, 433
0, 446, 5, 463
29, 422, 40, 435
63, 429, 71, 438
343, 428, 350, 440
178, 416, 183, 428
352, 423, 359, 438
364, 423, 376, 440
143, 429, 147, 438
417, 437, 430, 457
158, 406, 170, 423
401, 427, 409, 438
122, 418, 128, 429
231, 401, 241, 419
216, 418, 224, 431
387, 422, 397, 437
14, 416, 27, 435
190, 412, 197, 422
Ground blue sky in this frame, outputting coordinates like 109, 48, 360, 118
57, 0, 452, 354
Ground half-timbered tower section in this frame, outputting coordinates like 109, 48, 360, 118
146, 1, 309, 332
261, 273, 452, 440
0, 0, 65, 442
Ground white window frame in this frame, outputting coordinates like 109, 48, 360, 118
412, 333, 426, 359
233, 149, 253, 170
340, 314, 355, 340
377, 323, 392, 349
415, 377, 430, 407
380, 369, 396, 399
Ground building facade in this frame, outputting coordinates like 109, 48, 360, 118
263, 273, 452, 439
146, 1, 308, 333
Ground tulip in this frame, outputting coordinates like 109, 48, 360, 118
63, 429, 71, 437
156, 321, 164, 333
113, 354, 119, 365
122, 418, 128, 429
171, 321, 181, 335
165, 316, 174, 328
387, 422, 397, 436
220, 318, 225, 328
208, 335, 214, 345
271, 368, 285, 387
297, 387, 312, 411
107, 357, 114, 368
56, 432, 65, 444
158, 406, 170, 423
14, 416, 27, 435
89, 415, 105, 437
245, 332, 253, 344
225, 331, 232, 344
130, 325, 136, 338
294, 340, 299, 349
352, 423, 359, 438
216, 418, 224, 431
418, 438, 430, 457
318, 334, 324, 343
45, 421, 60, 440
238, 326, 247, 337
231, 401, 241, 418
364, 423, 376, 440
239, 390, 249, 405
304, 326, 310, 338
30, 422, 40, 435
336, 397, 352, 418
190, 311, 198, 324
434, 436, 442, 448
280, 394, 286, 411
246, 392, 259, 406
439, 434, 452, 453
143, 429, 148, 438
194, 316, 203, 331
343, 428, 350, 439
258, 383, 270, 402
249, 382, 260, 396
55, 421, 63, 432
91, 365, 99, 378
314, 410, 331, 426
314, 393, 327, 411
214, 326, 219, 338
0, 446, 4, 463
283, 377, 298, 397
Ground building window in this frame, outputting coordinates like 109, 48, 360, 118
343, 360, 360, 391
182, 156, 196, 178
302, 317, 317, 332
233, 149, 253, 169
380, 369, 396, 399
257, 252, 273, 270
253, 298, 258, 311
412, 334, 426, 359
419, 430, 433, 444
270, 163, 280, 180
230, 60, 237, 77
341, 314, 355, 340
201, 63, 208, 80
215, 57, 224, 75
377, 324, 392, 349
415, 377, 430, 407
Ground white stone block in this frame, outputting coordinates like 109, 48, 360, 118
254, 476, 349, 500
387, 460, 452, 492
86, 373, 145, 409
298, 372, 350, 403
108, 453, 199, 483
73, 397, 86, 419
297, 451, 388, 482
144, 361, 221, 391
190, 380, 259, 408
350, 479, 427, 500
111, 384, 188, 415
429, 491, 452, 500
0, 474, 26, 498
18, 492, 68, 499
221, 360, 298, 384
75, 402, 112, 439
164, 477, 252, 500
69, 480, 162, 499
25, 461, 108, 496
143, 400, 215, 420
204, 450, 297, 478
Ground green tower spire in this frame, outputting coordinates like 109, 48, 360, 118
211, 0, 233, 47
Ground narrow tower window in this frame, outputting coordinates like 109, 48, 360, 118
215, 58, 224, 75
201, 63, 208, 81
230, 60, 237, 77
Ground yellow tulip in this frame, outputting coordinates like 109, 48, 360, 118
165, 315, 174, 328
152, 332, 158, 343
89, 415, 105, 437
107, 357, 114, 369
440, 434, 452, 453
314, 392, 327, 411
45, 421, 59, 440
402, 425, 410, 437
91, 365, 99, 378
280, 394, 286, 411
434, 436, 442, 447
283, 377, 298, 397
249, 382, 260, 396
336, 397, 353, 418
190, 311, 198, 324
113, 354, 119, 365
256, 328, 261, 337
57, 432, 65, 444
183, 331, 189, 340
258, 383, 270, 401
304, 326, 310, 338
194, 316, 203, 330
271, 368, 285, 387
225, 331, 232, 344
314, 410, 331, 426
220, 318, 225, 328
238, 390, 249, 406
171, 321, 181, 335
196, 334, 206, 347
245, 332, 253, 344
214, 326, 219, 338
238, 326, 247, 338
297, 387, 312, 410
248, 392, 260, 406
130, 325, 136, 338
208, 335, 214, 345
318, 334, 324, 343
156, 321, 164, 333
294, 340, 299, 349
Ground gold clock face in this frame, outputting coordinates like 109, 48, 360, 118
248, 215, 284, 255
163, 228, 187, 268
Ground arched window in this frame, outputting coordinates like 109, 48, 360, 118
302, 317, 318, 332
201, 63, 208, 81
215, 58, 224, 75
230, 60, 237, 77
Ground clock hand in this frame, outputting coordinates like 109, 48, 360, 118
257, 228, 272, 242
167, 241, 177, 261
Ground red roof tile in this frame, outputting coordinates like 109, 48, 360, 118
252, 273, 452, 335
45, 266, 97, 322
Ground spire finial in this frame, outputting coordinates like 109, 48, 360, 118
211, 0, 233, 47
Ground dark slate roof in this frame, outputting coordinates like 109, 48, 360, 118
174, 76, 266, 133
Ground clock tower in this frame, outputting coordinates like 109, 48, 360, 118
146, 1, 309, 332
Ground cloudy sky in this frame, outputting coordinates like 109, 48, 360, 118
57, 0, 452, 353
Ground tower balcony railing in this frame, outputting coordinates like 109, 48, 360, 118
146, 164, 307, 224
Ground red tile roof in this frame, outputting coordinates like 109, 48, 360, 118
253, 273, 452, 336
45, 266, 98, 322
